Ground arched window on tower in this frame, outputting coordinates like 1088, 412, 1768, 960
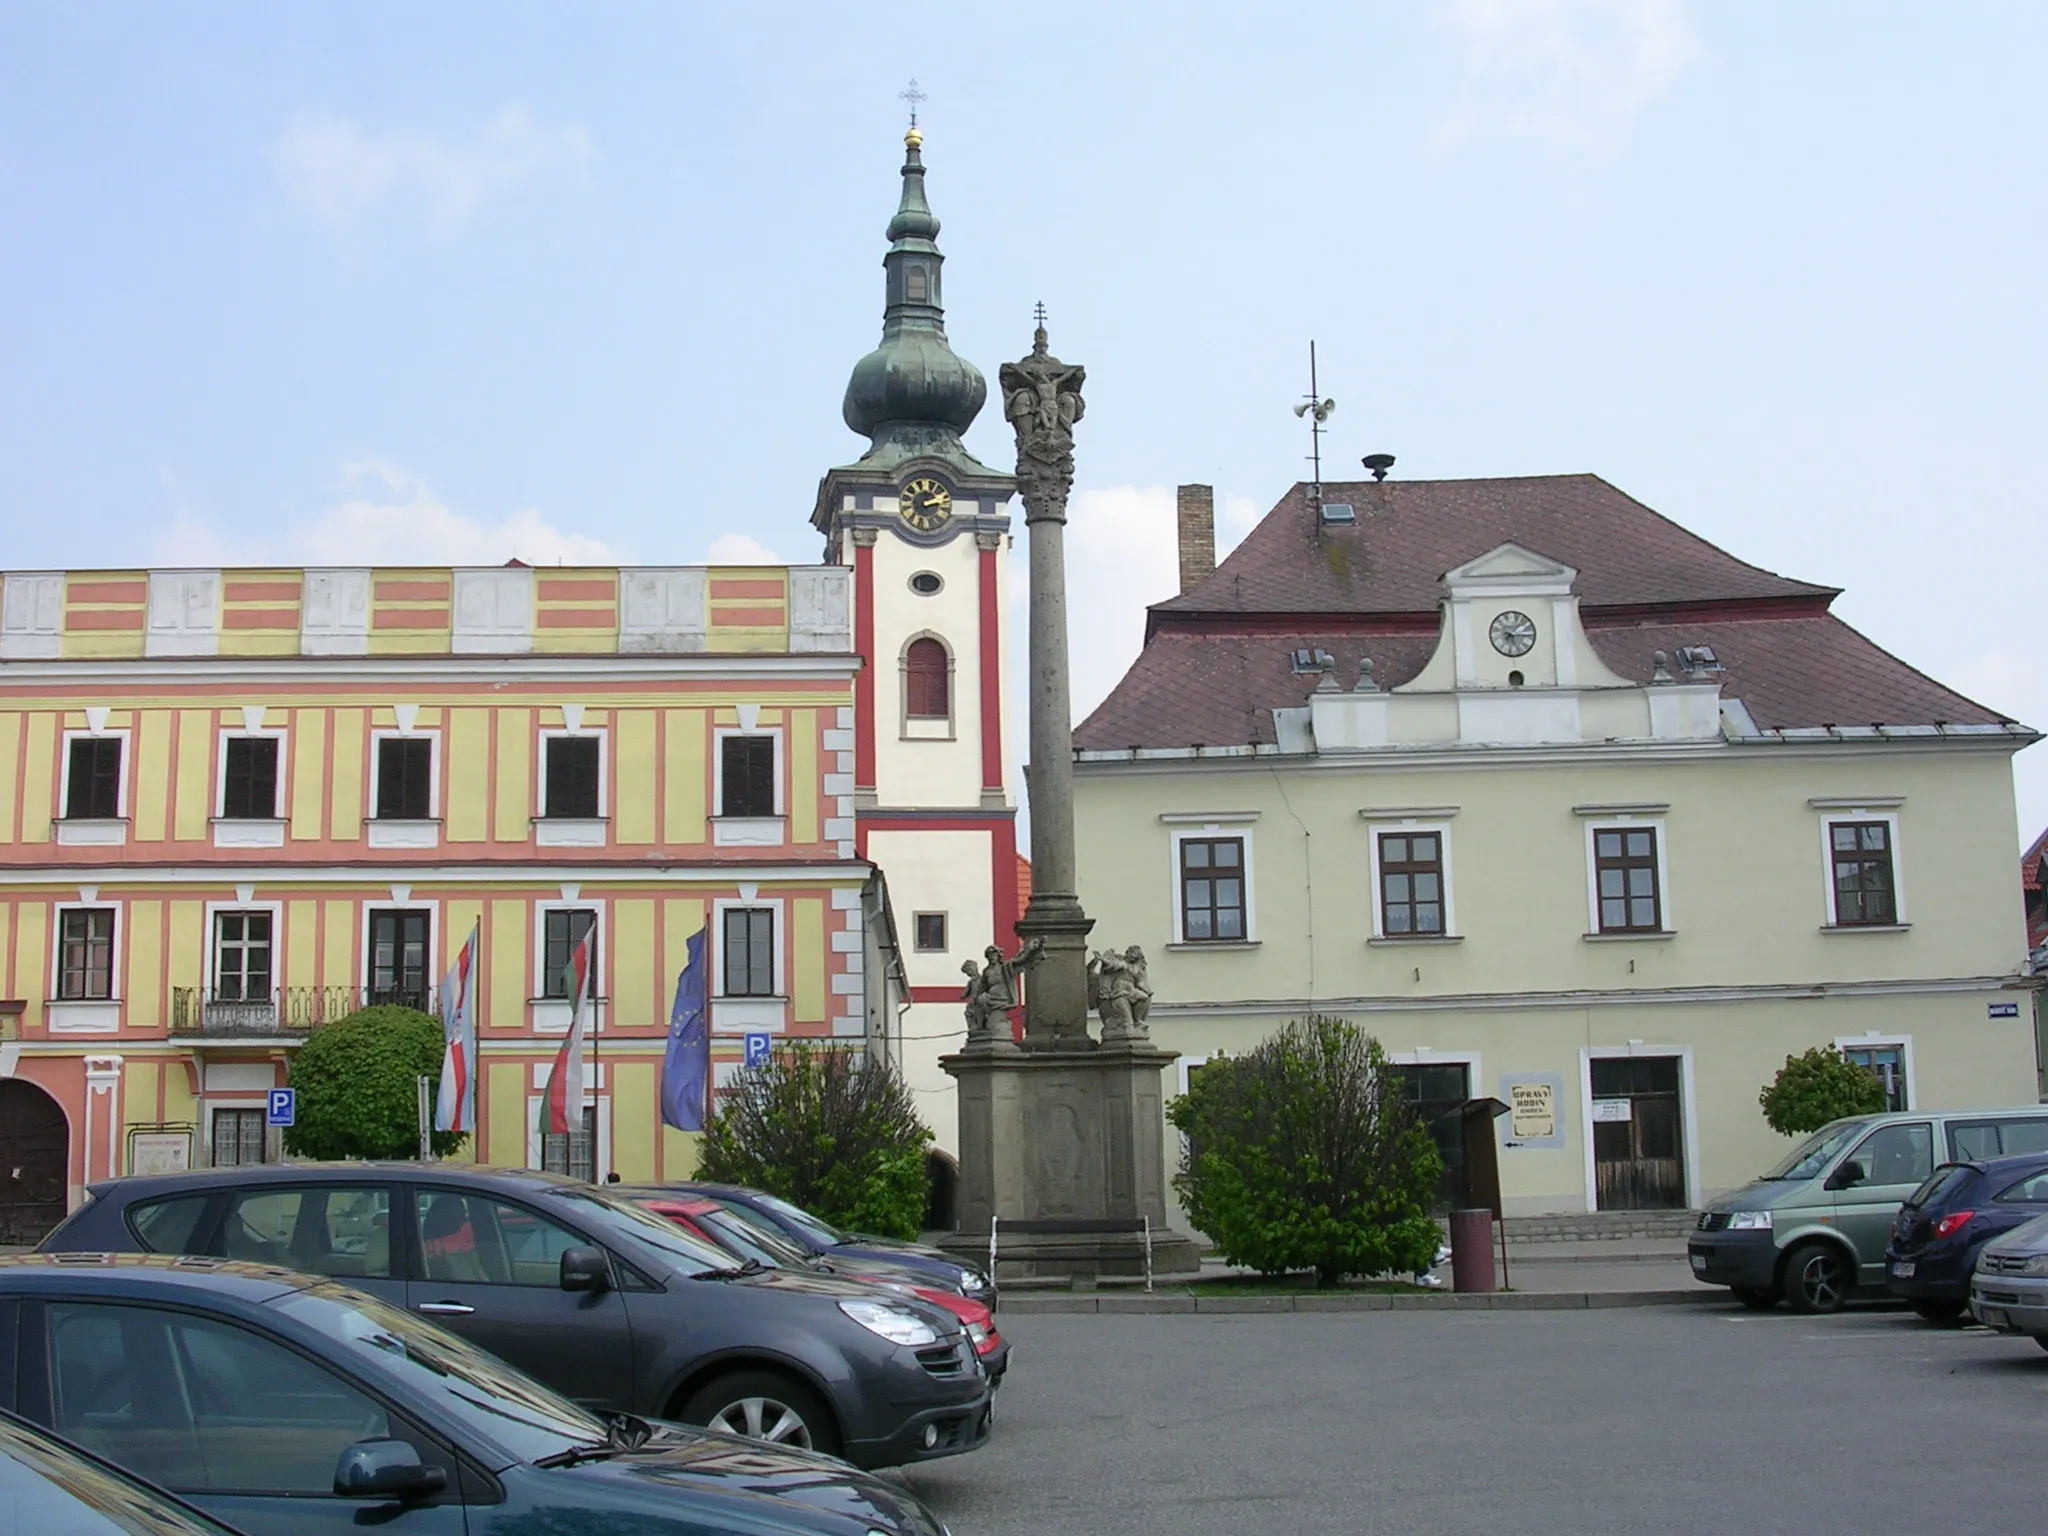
905, 636, 951, 723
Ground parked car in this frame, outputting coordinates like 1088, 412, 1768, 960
1968, 1210, 2048, 1350
668, 1182, 996, 1307
40, 1164, 990, 1468
1885, 1153, 2048, 1321
0, 1253, 952, 1534
1687, 1105, 2048, 1313
621, 1187, 1009, 1389
0, 1406, 248, 1536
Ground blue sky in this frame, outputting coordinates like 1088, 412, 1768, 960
2, 2, 2043, 841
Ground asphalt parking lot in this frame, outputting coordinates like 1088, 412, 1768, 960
897, 1304, 2048, 1535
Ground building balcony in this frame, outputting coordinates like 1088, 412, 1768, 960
170, 985, 438, 1040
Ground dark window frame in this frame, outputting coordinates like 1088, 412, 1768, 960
212, 910, 274, 1004
1828, 819, 1898, 927
219, 735, 281, 821
57, 907, 116, 1000
1177, 836, 1247, 944
722, 907, 776, 998
64, 735, 124, 820
374, 735, 435, 821
543, 734, 602, 820
1377, 830, 1446, 937
542, 908, 598, 1000
905, 637, 951, 721
1593, 825, 1663, 934
211, 1107, 269, 1167
718, 734, 778, 819
366, 908, 432, 1009
913, 912, 948, 952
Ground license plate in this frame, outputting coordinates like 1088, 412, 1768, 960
1978, 1308, 2008, 1329
1690, 1253, 1706, 1272
1892, 1261, 1915, 1279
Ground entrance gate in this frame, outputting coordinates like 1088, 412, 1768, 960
0, 1080, 70, 1245
1589, 1056, 1685, 1210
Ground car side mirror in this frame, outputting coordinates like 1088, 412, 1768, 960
560, 1244, 610, 1292
1826, 1161, 1866, 1191
334, 1439, 446, 1501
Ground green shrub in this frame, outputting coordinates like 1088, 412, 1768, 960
699, 1044, 932, 1240
1168, 1017, 1442, 1287
284, 1006, 467, 1161
1758, 1045, 1889, 1136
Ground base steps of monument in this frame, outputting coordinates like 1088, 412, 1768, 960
1500, 1210, 1698, 1242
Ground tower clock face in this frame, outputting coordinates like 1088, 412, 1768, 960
1489, 609, 1537, 657
898, 477, 954, 532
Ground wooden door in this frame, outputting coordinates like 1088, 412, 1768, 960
1590, 1057, 1685, 1210
0, 1080, 70, 1245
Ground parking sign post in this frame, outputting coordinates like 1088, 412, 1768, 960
743, 1033, 771, 1070
266, 1088, 295, 1128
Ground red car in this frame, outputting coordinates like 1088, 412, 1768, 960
624, 1190, 1009, 1390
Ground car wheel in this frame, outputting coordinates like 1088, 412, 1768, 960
1732, 1287, 1778, 1311
1910, 1298, 1965, 1325
1784, 1242, 1851, 1315
681, 1371, 840, 1457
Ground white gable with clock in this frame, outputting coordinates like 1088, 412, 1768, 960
1282, 542, 1727, 752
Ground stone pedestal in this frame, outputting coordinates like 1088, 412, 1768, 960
940, 1043, 1201, 1280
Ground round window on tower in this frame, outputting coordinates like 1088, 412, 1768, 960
909, 571, 944, 596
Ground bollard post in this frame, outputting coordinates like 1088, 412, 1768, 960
1449, 1208, 1497, 1293
1143, 1216, 1154, 1293
988, 1215, 998, 1283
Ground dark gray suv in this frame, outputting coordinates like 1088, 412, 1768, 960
41, 1164, 990, 1469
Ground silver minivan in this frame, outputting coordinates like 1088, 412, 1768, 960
1687, 1106, 2048, 1313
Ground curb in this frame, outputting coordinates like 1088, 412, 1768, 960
1001, 1288, 1723, 1315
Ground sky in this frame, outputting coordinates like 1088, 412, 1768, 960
2, 2, 2044, 843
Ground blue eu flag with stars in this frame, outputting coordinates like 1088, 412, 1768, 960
660, 930, 710, 1132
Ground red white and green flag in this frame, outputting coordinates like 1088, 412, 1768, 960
539, 931, 595, 1136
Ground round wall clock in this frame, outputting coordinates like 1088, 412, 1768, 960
898, 477, 953, 532
1489, 610, 1537, 657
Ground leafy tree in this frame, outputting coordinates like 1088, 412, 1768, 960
285, 1006, 466, 1161
699, 1044, 931, 1240
1758, 1045, 1889, 1136
1168, 1017, 1442, 1287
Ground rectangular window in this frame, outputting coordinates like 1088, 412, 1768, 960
375, 737, 434, 820
536, 1114, 598, 1187
58, 908, 115, 1000
723, 907, 776, 997
218, 1187, 391, 1279
914, 912, 948, 952
720, 735, 777, 818
211, 1108, 268, 1167
1593, 826, 1662, 933
1378, 832, 1445, 936
366, 909, 430, 1009
543, 909, 598, 999
213, 912, 273, 1003
544, 736, 601, 818
65, 737, 123, 820
1840, 1044, 1908, 1112
1830, 821, 1897, 926
1178, 837, 1245, 942
220, 736, 279, 820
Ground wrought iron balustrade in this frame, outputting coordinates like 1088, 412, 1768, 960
170, 985, 438, 1037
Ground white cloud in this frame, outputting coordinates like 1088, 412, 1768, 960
1435, 0, 1699, 149
701, 532, 788, 565
271, 105, 590, 236
154, 461, 618, 569
1950, 648, 2048, 847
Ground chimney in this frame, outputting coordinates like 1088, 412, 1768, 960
1176, 484, 1215, 594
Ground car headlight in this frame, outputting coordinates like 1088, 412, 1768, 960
1725, 1211, 1773, 1231
838, 1299, 940, 1347
960, 1268, 993, 1296
2023, 1255, 2048, 1277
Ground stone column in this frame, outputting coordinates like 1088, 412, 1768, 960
1000, 323, 1094, 1049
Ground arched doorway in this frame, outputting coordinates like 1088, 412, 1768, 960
0, 1080, 70, 1246
923, 1149, 959, 1234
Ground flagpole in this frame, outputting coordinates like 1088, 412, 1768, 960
590, 929, 601, 1179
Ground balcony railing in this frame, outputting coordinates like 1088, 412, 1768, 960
170, 986, 438, 1038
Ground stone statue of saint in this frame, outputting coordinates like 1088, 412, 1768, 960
1085, 945, 1153, 1045
963, 938, 1045, 1047
999, 320, 1087, 514
1122, 945, 1151, 1035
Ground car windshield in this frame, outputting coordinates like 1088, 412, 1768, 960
1759, 1121, 1866, 1181
542, 1188, 748, 1275
272, 1285, 607, 1465
1906, 1164, 1975, 1209
749, 1192, 846, 1248
696, 1204, 815, 1269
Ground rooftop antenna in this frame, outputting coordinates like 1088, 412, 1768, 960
1292, 340, 1335, 517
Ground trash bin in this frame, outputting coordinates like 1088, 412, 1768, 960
1449, 1207, 1496, 1293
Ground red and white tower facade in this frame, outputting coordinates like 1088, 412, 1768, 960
811, 126, 1019, 1162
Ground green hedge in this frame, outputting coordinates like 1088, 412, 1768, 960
284, 1006, 467, 1161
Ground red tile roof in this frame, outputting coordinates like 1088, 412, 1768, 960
1078, 474, 2018, 751
1015, 853, 1033, 914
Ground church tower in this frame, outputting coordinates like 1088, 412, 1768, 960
811, 127, 1019, 1170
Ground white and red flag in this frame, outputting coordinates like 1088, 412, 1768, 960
433, 924, 479, 1135
539, 930, 596, 1135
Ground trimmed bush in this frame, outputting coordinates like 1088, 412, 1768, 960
284, 1006, 466, 1161
699, 1044, 932, 1240
1759, 1045, 1889, 1136
1168, 1017, 1443, 1287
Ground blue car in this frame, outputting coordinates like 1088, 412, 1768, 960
0, 1254, 948, 1536
1886, 1152, 2048, 1321
673, 1184, 996, 1308
1, 1407, 248, 1536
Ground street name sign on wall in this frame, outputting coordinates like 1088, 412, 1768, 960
1989, 1002, 2020, 1019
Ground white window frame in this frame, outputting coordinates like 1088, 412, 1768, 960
535, 727, 608, 847
912, 911, 949, 953
49, 900, 121, 1032
1577, 1043, 1701, 1216
202, 899, 286, 1003
1833, 1031, 1916, 1112
1165, 821, 1258, 947
1364, 819, 1459, 941
1817, 809, 1908, 929
57, 727, 131, 844
367, 728, 442, 847
898, 630, 957, 741
713, 898, 785, 1000
214, 727, 289, 848
1582, 816, 1674, 937
360, 902, 438, 1006
711, 726, 786, 847
531, 899, 607, 1036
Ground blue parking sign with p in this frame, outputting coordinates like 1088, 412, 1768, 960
743, 1033, 772, 1069
267, 1088, 296, 1127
